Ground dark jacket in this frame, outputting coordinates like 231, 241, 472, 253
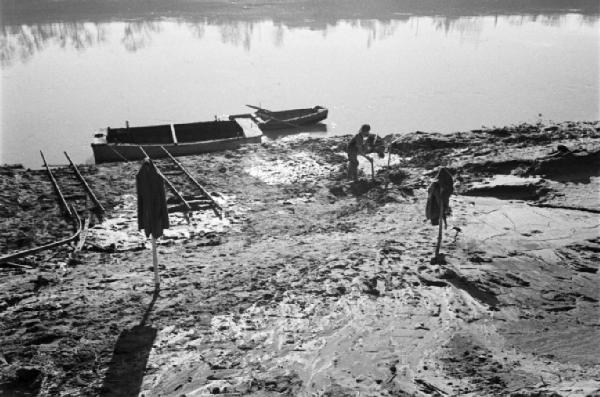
347, 133, 366, 157
426, 168, 454, 225
137, 160, 169, 238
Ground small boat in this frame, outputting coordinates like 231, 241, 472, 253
91, 116, 262, 164
260, 122, 328, 140
245, 105, 328, 131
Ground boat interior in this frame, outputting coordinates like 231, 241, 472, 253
106, 120, 244, 144
257, 106, 324, 118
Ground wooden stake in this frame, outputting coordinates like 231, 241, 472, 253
152, 235, 160, 290
40, 151, 72, 218
64, 151, 105, 219
435, 197, 444, 260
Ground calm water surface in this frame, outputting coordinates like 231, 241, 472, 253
1, 12, 598, 167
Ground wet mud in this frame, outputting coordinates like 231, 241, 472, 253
1, 121, 599, 396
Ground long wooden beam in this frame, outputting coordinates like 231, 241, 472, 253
107, 145, 130, 162
138, 146, 191, 213
160, 146, 223, 217
40, 151, 72, 218
64, 151, 105, 217
0, 206, 82, 264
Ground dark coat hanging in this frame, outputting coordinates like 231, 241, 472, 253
136, 159, 169, 238
425, 167, 454, 226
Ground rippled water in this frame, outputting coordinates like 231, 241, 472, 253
1, 3, 598, 167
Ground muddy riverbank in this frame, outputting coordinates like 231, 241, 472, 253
1, 120, 599, 396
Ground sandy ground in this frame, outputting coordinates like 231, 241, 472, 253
0, 121, 599, 396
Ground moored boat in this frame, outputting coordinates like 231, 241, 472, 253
246, 105, 328, 130
91, 116, 262, 164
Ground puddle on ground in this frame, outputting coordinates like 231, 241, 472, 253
246, 152, 338, 185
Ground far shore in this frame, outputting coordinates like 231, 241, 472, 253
3, 0, 599, 26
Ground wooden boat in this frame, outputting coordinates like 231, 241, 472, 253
91, 116, 262, 164
246, 105, 328, 130
260, 122, 328, 139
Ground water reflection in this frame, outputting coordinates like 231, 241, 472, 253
1, 23, 108, 65
1, 13, 597, 67
219, 21, 255, 51
121, 21, 162, 52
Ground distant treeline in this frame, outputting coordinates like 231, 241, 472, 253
1, 0, 599, 26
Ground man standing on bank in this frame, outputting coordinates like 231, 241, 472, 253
347, 124, 374, 181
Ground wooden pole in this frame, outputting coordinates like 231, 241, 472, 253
387, 137, 402, 169
0, 205, 82, 264
40, 151, 73, 218
152, 235, 160, 290
107, 145, 130, 163
370, 160, 375, 181
435, 196, 444, 260
159, 146, 223, 217
64, 151, 105, 218
245, 104, 301, 129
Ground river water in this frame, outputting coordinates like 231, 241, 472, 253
1, 1, 598, 167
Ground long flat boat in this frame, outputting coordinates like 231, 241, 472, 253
91, 116, 262, 164
246, 105, 328, 130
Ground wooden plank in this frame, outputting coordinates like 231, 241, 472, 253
186, 199, 213, 205
162, 171, 183, 177
107, 145, 130, 162
40, 151, 72, 218
64, 151, 106, 218
138, 146, 191, 213
0, 262, 34, 270
170, 124, 178, 144
63, 194, 87, 200
234, 117, 263, 138
75, 214, 91, 252
168, 203, 212, 213
159, 146, 223, 217
0, 206, 82, 264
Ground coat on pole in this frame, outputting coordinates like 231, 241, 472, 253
136, 159, 169, 238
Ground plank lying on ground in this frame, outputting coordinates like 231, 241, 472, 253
64, 151, 106, 218
138, 146, 192, 213
0, 206, 82, 264
160, 146, 223, 218
41, 150, 72, 218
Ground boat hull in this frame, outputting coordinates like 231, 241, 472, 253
91, 116, 262, 164
255, 106, 328, 130
92, 136, 261, 164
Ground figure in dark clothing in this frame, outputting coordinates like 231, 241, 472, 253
137, 159, 169, 238
347, 124, 374, 181
426, 167, 454, 262
426, 167, 454, 228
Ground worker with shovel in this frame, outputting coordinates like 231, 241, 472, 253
347, 124, 375, 181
